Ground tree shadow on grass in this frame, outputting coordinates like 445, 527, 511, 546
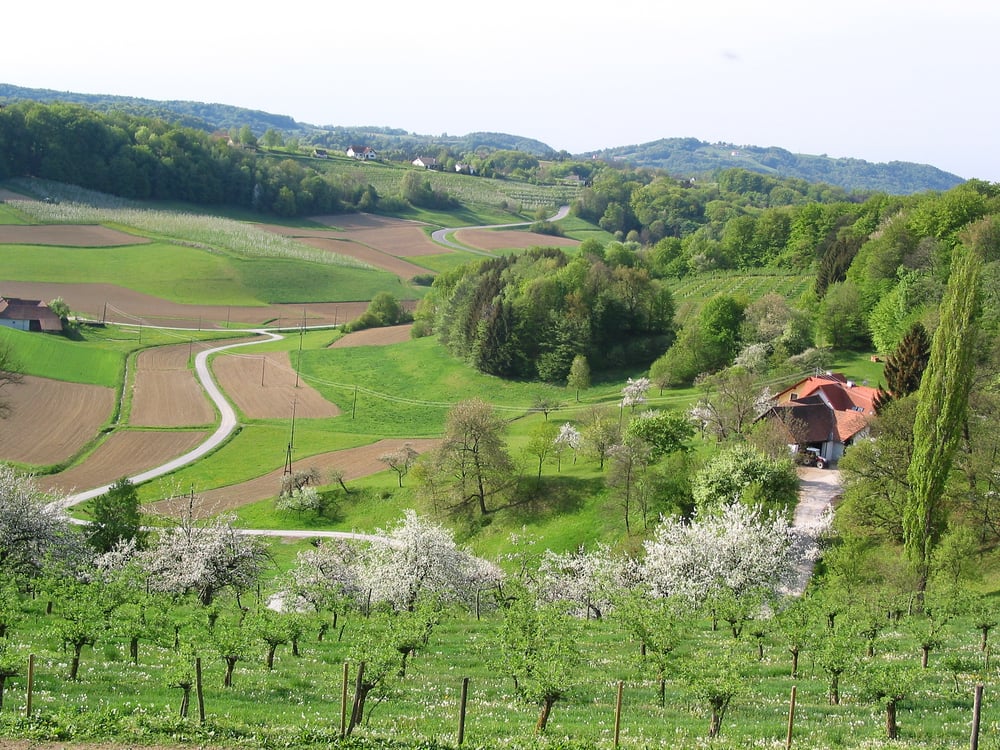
500, 475, 604, 524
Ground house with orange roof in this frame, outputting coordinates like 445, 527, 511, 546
759, 372, 879, 466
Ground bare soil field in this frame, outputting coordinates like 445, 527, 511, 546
257, 214, 441, 281
0, 281, 368, 329
130, 342, 216, 427
329, 323, 414, 347
452, 227, 580, 252
297, 235, 431, 280
0, 224, 150, 246
38, 429, 209, 496
211, 350, 342, 419
0, 375, 115, 465
147, 438, 439, 516
307, 213, 443, 256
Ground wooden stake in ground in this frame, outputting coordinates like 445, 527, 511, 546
457, 677, 470, 746
786, 685, 797, 749
341, 662, 349, 738
196, 657, 205, 724
613, 681, 624, 748
971, 683, 984, 750
25, 654, 34, 718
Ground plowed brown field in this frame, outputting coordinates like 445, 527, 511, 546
38, 429, 209, 496
329, 323, 413, 347
0, 375, 115, 465
211, 350, 341, 419
147, 438, 439, 516
0, 224, 149, 246
0, 281, 368, 329
130, 342, 215, 426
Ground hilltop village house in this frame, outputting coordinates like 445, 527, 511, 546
346, 146, 377, 160
759, 372, 879, 465
0, 297, 62, 332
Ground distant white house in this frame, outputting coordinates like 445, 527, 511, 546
412, 156, 438, 169
455, 162, 476, 175
347, 145, 377, 160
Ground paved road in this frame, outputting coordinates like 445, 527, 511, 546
431, 204, 570, 252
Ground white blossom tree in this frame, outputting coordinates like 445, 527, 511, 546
535, 543, 636, 619
620, 377, 651, 410
359, 510, 503, 613
640, 502, 792, 607
552, 422, 581, 471
139, 509, 270, 606
0, 465, 87, 580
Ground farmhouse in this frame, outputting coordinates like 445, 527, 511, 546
412, 156, 438, 169
759, 372, 879, 466
347, 146, 377, 160
0, 297, 62, 332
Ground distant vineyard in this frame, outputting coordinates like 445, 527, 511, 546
319, 157, 580, 209
666, 271, 814, 323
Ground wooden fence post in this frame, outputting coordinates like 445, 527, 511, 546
971, 683, 984, 750
25, 654, 34, 718
613, 680, 624, 748
340, 662, 349, 738
786, 684, 797, 749
195, 657, 205, 724
457, 677, 470, 746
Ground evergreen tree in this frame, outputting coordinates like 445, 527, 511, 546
904, 246, 982, 591
884, 322, 931, 398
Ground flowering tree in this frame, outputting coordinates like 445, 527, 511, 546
688, 367, 776, 442
534, 543, 635, 620
0, 465, 87, 580
359, 510, 503, 612
139, 510, 270, 606
620, 376, 651, 410
553, 422, 581, 471
641, 502, 792, 607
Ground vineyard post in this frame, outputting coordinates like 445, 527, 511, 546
340, 662, 349, 738
25, 653, 34, 718
457, 677, 470, 746
613, 680, 624, 748
786, 684, 797, 749
195, 657, 205, 723
971, 683, 984, 750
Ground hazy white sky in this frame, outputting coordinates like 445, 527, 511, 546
5, 0, 999, 181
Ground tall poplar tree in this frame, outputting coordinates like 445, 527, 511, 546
903, 245, 982, 590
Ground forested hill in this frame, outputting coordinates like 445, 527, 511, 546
0, 83, 962, 194
591, 138, 963, 194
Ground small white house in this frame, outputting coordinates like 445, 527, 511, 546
412, 156, 438, 169
347, 146, 377, 160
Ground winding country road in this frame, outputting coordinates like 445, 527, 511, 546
431, 204, 570, 251
64, 330, 283, 506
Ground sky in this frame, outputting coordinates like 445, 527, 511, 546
5, 0, 1000, 181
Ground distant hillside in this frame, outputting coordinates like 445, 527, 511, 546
589, 137, 963, 194
0, 83, 964, 194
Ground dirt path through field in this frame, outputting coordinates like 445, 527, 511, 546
785, 467, 841, 595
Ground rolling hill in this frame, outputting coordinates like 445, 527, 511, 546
0, 83, 964, 194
